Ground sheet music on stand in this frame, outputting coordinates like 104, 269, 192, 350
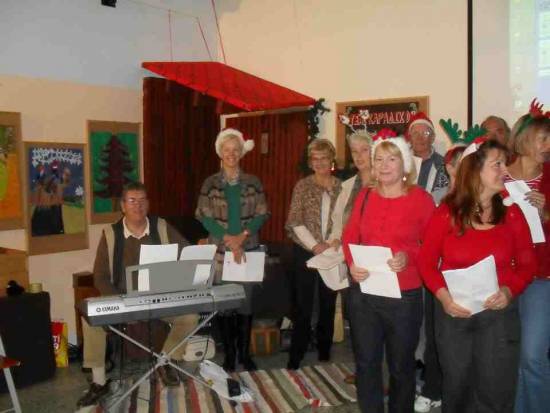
180, 244, 217, 286
128, 244, 218, 295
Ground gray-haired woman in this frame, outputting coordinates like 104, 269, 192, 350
327, 132, 373, 384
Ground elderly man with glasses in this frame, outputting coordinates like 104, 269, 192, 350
408, 112, 449, 205
406, 113, 448, 413
77, 182, 198, 408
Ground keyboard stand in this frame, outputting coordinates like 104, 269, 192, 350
104, 311, 217, 412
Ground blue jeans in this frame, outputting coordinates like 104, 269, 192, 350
515, 279, 550, 413
436, 299, 520, 413
348, 285, 423, 413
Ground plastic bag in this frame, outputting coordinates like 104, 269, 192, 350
51, 320, 68, 367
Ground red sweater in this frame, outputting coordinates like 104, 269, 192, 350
537, 162, 550, 278
342, 186, 435, 291
419, 203, 537, 297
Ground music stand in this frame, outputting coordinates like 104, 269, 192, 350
100, 260, 224, 411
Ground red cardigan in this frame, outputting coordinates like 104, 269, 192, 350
418, 203, 537, 297
342, 186, 435, 291
536, 162, 550, 278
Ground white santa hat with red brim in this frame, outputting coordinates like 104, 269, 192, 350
371, 128, 413, 173
215, 128, 255, 158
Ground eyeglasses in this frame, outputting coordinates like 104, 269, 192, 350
124, 197, 148, 205
310, 155, 331, 163
410, 131, 434, 139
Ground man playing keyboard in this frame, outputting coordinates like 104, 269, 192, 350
77, 182, 198, 408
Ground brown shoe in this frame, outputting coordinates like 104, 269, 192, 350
158, 365, 180, 387
344, 374, 356, 384
77, 380, 111, 407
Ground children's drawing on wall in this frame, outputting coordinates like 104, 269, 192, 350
88, 121, 140, 224
28, 145, 85, 236
0, 112, 24, 230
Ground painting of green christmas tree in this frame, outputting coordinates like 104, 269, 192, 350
90, 128, 139, 222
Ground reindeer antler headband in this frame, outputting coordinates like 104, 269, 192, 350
515, 98, 550, 136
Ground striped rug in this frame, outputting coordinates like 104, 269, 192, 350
97, 363, 357, 413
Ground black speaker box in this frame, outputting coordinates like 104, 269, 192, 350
0, 292, 56, 392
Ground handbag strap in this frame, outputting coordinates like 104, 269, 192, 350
359, 189, 370, 245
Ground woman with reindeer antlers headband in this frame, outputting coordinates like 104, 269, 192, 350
342, 128, 435, 413
418, 132, 537, 413
505, 99, 550, 413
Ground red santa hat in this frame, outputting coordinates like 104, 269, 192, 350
406, 112, 435, 138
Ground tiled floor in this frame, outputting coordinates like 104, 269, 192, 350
0, 335, 441, 413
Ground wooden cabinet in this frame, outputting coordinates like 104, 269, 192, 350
0, 248, 28, 297
72, 271, 99, 347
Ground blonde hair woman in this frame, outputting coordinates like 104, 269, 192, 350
505, 101, 550, 413
342, 129, 435, 412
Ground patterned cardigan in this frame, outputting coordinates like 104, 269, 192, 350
195, 171, 269, 251
285, 174, 342, 250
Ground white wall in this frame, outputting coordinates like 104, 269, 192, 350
0, 74, 142, 343
0, 0, 221, 343
217, 0, 468, 150
0, 0, 219, 89
0, 0, 470, 343
472, 0, 513, 125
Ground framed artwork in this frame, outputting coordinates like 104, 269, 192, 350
25, 142, 88, 255
0, 112, 24, 230
88, 121, 140, 224
335, 96, 429, 168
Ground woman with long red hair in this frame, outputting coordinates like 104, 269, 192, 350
419, 139, 536, 413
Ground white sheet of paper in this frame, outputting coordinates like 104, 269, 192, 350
193, 264, 212, 286
179, 244, 217, 261
221, 251, 265, 282
349, 244, 401, 298
138, 243, 178, 291
318, 264, 350, 290
442, 255, 499, 315
199, 360, 253, 402
179, 244, 217, 286
307, 248, 348, 290
505, 180, 545, 243
306, 248, 344, 270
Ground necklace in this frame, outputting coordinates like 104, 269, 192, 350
475, 203, 493, 224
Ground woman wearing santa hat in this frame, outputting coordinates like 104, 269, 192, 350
195, 128, 269, 372
342, 128, 435, 413
419, 138, 536, 413
505, 99, 550, 413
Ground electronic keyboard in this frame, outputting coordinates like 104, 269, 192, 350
79, 283, 245, 326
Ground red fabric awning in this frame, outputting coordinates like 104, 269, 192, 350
142, 61, 315, 112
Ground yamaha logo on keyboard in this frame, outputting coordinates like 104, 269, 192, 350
96, 305, 120, 313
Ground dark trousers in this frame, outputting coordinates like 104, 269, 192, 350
421, 288, 442, 400
348, 285, 423, 413
289, 245, 337, 365
435, 300, 520, 413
